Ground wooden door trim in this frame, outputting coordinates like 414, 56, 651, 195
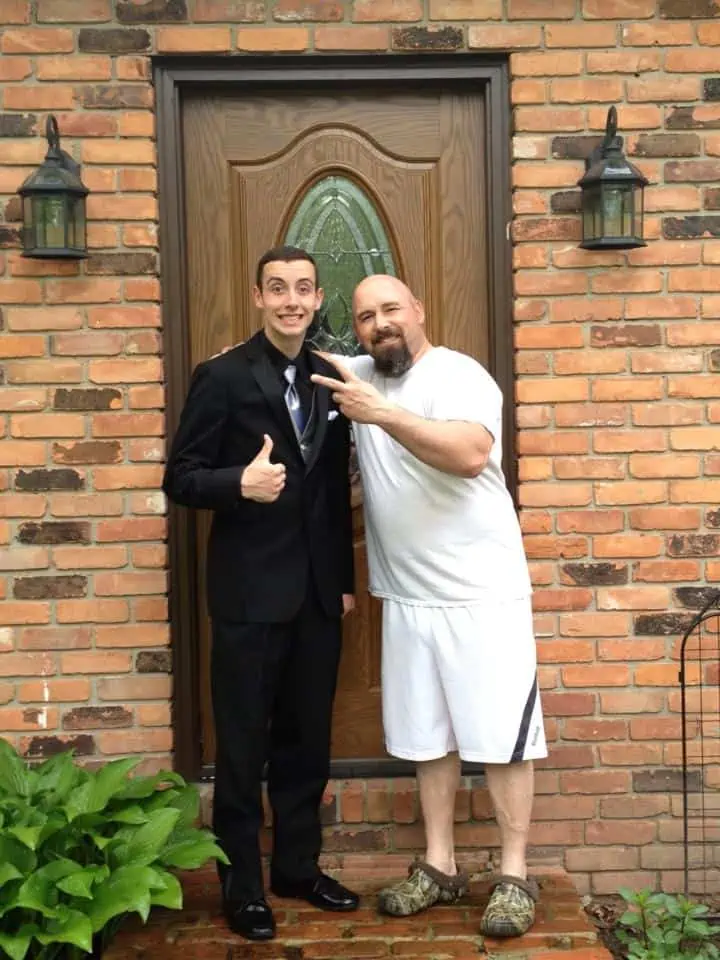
155, 54, 514, 782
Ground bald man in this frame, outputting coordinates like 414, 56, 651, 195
311, 275, 546, 938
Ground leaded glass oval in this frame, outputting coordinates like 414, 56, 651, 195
285, 175, 397, 356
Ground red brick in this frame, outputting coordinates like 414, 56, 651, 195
512, 51, 582, 76
560, 771, 630, 794
633, 560, 700, 582
600, 690, 665, 714
509, 0, 574, 16
11, 414, 84, 439
587, 49, 660, 73
19, 679, 90, 702
622, 22, 694, 45
53, 545, 127, 569
97, 728, 172, 755
194, 0, 265, 18
468, 23, 540, 47
585, 0, 655, 15
49, 493, 123, 517
1, 27, 74, 52
586, 820, 657, 845
595, 481, 667, 506
629, 453, 700, 478
157, 26, 231, 51
597, 586, 670, 610
0, 653, 54, 677
315, 25, 388, 49
545, 23, 617, 47
670, 479, 720, 503
0, 56, 32, 79
355, 0, 423, 19
57, 599, 128, 624
97, 675, 171, 699
629, 506, 701, 529
61, 652, 132, 674
37, 0, 110, 19
0, 0, 31, 23
36, 55, 111, 80
96, 623, 169, 647
598, 638, 666, 660
556, 510, 624, 534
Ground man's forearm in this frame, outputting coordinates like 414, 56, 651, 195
375, 406, 491, 478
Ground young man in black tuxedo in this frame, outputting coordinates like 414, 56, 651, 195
163, 246, 359, 941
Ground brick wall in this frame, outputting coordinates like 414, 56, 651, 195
1, 0, 719, 894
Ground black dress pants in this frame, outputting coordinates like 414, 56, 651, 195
211, 589, 342, 902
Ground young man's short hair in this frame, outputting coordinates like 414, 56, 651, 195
255, 246, 319, 289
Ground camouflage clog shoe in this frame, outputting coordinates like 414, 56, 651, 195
479, 874, 539, 938
377, 860, 469, 917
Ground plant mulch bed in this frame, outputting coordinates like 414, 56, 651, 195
105, 865, 614, 960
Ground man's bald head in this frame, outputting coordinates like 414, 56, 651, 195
352, 273, 428, 377
352, 274, 416, 311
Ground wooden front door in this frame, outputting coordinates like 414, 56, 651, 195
180, 85, 492, 768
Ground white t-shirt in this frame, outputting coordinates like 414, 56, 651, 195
335, 347, 532, 605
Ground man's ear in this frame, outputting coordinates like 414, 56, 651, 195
414, 297, 426, 326
252, 285, 263, 309
315, 286, 325, 309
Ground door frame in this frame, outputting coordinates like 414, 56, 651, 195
154, 54, 515, 782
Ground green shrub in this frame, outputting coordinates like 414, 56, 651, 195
617, 888, 720, 960
0, 738, 228, 960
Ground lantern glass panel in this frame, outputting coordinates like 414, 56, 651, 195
37, 194, 67, 250
583, 184, 602, 242
69, 195, 86, 251
601, 184, 629, 239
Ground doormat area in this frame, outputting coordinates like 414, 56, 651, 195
104, 865, 612, 960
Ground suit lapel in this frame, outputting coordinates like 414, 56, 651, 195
246, 333, 301, 454
304, 351, 330, 475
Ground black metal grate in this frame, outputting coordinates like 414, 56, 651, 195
681, 589, 720, 902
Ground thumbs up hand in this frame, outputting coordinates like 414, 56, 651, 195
240, 434, 286, 503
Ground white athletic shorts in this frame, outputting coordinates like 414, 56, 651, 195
381, 595, 547, 764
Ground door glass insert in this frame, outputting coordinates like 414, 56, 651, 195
285, 174, 397, 355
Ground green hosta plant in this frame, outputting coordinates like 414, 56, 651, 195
0, 738, 228, 960
617, 888, 720, 960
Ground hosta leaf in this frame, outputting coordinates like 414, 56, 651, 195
160, 834, 228, 869
113, 770, 185, 802
7, 820, 46, 852
0, 740, 30, 799
57, 865, 108, 900
0, 836, 36, 876
111, 808, 180, 868
35, 905, 93, 953
107, 804, 149, 825
86, 865, 155, 932
64, 758, 140, 821
33, 751, 83, 803
0, 923, 37, 960
11, 860, 82, 918
0, 862, 22, 887
148, 869, 183, 910
165, 786, 200, 828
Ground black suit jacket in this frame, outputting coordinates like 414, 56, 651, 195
163, 332, 354, 623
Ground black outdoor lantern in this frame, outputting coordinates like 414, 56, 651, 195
578, 106, 648, 251
18, 115, 88, 259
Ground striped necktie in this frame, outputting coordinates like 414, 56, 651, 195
283, 364, 306, 435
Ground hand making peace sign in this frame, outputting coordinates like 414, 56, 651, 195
310, 361, 394, 425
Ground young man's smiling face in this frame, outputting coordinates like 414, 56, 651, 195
253, 259, 323, 351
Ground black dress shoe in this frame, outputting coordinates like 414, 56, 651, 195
223, 897, 276, 940
271, 873, 359, 912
